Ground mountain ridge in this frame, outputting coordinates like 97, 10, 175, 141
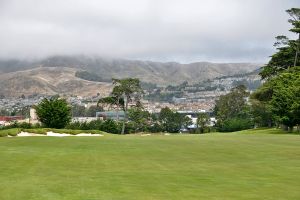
0, 55, 261, 85
0, 55, 262, 97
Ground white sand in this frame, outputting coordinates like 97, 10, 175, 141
141, 133, 151, 136
46, 132, 103, 137
17, 131, 45, 137
17, 131, 103, 137
75, 133, 103, 136
46, 131, 71, 137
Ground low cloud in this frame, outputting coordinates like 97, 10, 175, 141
0, 0, 298, 63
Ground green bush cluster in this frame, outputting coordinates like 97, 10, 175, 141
0, 122, 41, 130
218, 118, 254, 132
66, 119, 122, 134
0, 128, 21, 137
66, 119, 166, 134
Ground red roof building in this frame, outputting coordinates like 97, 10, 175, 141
0, 116, 24, 122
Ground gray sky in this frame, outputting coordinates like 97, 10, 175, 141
0, 0, 299, 63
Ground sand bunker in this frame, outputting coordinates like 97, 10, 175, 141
141, 133, 151, 136
17, 131, 103, 137
18, 132, 45, 137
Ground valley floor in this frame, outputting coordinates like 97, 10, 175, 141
0, 129, 299, 200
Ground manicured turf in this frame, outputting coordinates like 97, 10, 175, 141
0, 129, 300, 200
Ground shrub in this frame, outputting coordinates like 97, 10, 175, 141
0, 128, 21, 137
65, 121, 82, 130
87, 120, 103, 130
35, 97, 71, 128
219, 118, 254, 132
66, 120, 103, 130
0, 130, 8, 137
100, 119, 121, 134
18, 122, 32, 129
22, 128, 48, 135
148, 122, 163, 133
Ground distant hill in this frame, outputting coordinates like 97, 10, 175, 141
0, 67, 112, 97
0, 55, 261, 86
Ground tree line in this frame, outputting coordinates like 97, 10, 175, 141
214, 8, 300, 132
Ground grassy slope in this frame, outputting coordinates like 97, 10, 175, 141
0, 129, 299, 200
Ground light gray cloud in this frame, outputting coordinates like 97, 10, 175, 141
0, 0, 299, 63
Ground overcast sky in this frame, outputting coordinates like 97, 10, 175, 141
0, 0, 299, 63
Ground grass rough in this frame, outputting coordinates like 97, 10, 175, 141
0, 128, 300, 199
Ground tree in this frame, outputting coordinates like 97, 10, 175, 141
254, 8, 300, 132
128, 107, 151, 132
287, 8, 300, 67
253, 67, 300, 131
86, 105, 103, 117
214, 85, 250, 125
196, 113, 210, 133
159, 107, 192, 133
71, 104, 86, 117
98, 78, 143, 134
0, 109, 10, 116
35, 97, 71, 128
260, 8, 300, 79
249, 98, 273, 127
97, 96, 125, 121
214, 85, 253, 131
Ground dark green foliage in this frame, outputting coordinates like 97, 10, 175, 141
65, 121, 82, 129
260, 8, 300, 79
0, 122, 42, 130
75, 71, 110, 82
87, 120, 103, 130
85, 106, 103, 117
250, 99, 273, 127
128, 108, 151, 133
66, 120, 103, 130
253, 8, 300, 132
101, 119, 121, 134
98, 78, 143, 134
66, 119, 121, 134
214, 85, 251, 131
71, 105, 86, 117
35, 97, 71, 128
196, 113, 210, 133
253, 67, 300, 130
159, 107, 192, 133
18, 122, 32, 129
0, 109, 10, 116
260, 42, 298, 79
148, 122, 163, 133
219, 118, 254, 132
98, 96, 125, 111
72, 105, 104, 117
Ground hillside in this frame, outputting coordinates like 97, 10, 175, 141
0, 67, 112, 97
0, 55, 261, 86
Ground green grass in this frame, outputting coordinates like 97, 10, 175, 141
0, 129, 300, 199
0, 128, 21, 137
0, 128, 105, 136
